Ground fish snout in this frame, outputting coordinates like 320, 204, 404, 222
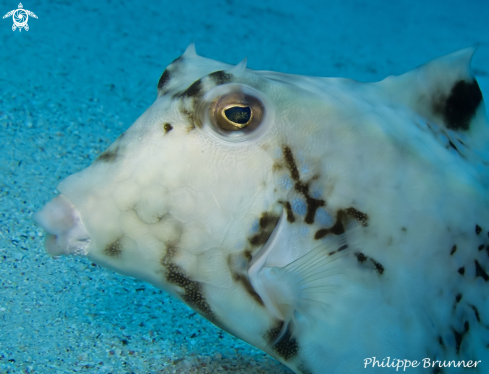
33, 194, 91, 257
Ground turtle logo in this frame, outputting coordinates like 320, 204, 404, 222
3, 3, 37, 32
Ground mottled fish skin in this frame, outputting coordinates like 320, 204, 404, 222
33, 44, 489, 373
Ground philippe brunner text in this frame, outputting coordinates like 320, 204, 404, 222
364, 357, 481, 371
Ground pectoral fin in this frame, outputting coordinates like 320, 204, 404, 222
248, 210, 364, 344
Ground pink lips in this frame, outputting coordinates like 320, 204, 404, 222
32, 194, 91, 256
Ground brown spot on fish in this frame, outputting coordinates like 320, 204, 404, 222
455, 293, 462, 304
438, 336, 444, 347
283, 146, 300, 181
356, 252, 367, 263
315, 208, 369, 239
105, 238, 122, 257
96, 146, 118, 163
243, 250, 252, 261
282, 145, 325, 224
249, 212, 279, 246
303, 192, 325, 224
163, 123, 173, 134
265, 321, 299, 361
475, 224, 482, 235
280, 201, 295, 223
450, 245, 457, 255
233, 272, 264, 306
157, 69, 171, 92
208, 70, 233, 85
435, 80, 483, 131
345, 207, 368, 227
447, 140, 464, 158
161, 245, 216, 321
453, 321, 469, 354
180, 107, 197, 131
475, 260, 489, 281
177, 78, 203, 99
315, 210, 347, 239
354, 252, 384, 275
227, 252, 264, 306
272, 162, 284, 171
469, 305, 481, 323
370, 258, 384, 275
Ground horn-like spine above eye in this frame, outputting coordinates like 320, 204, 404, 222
227, 58, 248, 76
183, 41, 197, 57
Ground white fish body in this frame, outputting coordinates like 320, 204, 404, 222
34, 45, 489, 373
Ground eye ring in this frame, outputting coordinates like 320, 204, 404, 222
197, 83, 274, 144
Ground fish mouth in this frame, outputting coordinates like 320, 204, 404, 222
32, 194, 91, 257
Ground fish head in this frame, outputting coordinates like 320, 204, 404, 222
33, 44, 347, 306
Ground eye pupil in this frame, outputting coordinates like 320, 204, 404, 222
224, 106, 251, 125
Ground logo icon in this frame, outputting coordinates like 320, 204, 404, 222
3, 3, 37, 32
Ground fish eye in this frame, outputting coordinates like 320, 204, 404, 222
197, 84, 273, 143
222, 105, 252, 128
211, 91, 264, 132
